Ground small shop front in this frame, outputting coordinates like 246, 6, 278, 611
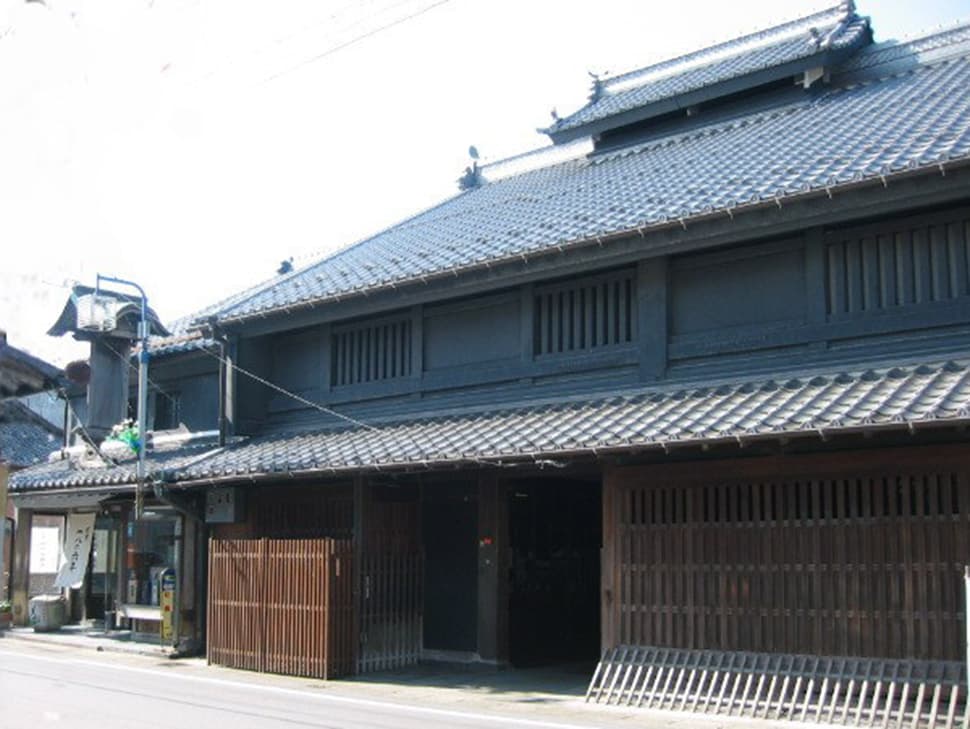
9, 491, 188, 646
119, 506, 181, 642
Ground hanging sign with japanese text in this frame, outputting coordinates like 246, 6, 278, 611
54, 513, 96, 589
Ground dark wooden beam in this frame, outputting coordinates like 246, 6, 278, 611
10, 505, 32, 627
638, 257, 667, 380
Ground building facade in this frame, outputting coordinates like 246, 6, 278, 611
9, 2, 970, 717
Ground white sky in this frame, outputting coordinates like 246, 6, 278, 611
1, 0, 968, 365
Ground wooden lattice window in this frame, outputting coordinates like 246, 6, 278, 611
331, 317, 411, 387
534, 270, 636, 356
826, 212, 970, 317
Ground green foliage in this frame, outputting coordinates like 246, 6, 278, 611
107, 418, 141, 454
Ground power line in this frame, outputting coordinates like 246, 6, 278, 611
101, 338, 184, 412
181, 0, 450, 90
194, 344, 500, 469
187, 0, 373, 85
195, 345, 383, 434
49, 387, 120, 470
262, 0, 452, 83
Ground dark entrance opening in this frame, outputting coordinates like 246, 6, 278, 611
423, 482, 478, 653
508, 478, 601, 667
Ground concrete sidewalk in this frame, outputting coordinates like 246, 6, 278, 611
0, 627, 790, 728
0, 624, 176, 658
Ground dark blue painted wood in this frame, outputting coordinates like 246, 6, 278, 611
218, 201, 970, 435
423, 293, 519, 370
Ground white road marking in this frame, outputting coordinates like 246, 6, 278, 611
0, 649, 607, 729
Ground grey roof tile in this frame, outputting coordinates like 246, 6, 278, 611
0, 400, 62, 468
548, 5, 870, 137
8, 438, 223, 491
211, 23, 970, 324
10, 359, 970, 491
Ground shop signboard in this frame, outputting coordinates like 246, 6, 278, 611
29, 527, 61, 574
159, 568, 176, 644
54, 513, 96, 589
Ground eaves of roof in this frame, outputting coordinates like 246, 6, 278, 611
219, 158, 970, 330
10, 358, 970, 491
0, 341, 62, 397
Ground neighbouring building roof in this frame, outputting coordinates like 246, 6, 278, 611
142, 314, 215, 359
9, 433, 221, 491
10, 359, 970, 490
0, 399, 63, 469
209, 18, 970, 325
0, 330, 62, 398
544, 2, 871, 142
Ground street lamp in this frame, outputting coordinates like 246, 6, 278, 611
96, 274, 150, 520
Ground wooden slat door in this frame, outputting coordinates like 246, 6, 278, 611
605, 452, 970, 661
208, 538, 355, 679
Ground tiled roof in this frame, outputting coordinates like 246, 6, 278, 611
144, 314, 214, 358
11, 359, 970, 490
211, 22, 970, 324
8, 437, 222, 491
546, 4, 870, 139
0, 332, 62, 397
0, 400, 62, 469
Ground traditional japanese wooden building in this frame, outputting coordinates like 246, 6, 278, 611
9, 2, 970, 724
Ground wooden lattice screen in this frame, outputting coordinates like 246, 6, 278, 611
208, 538, 355, 679
358, 551, 423, 673
606, 462, 970, 660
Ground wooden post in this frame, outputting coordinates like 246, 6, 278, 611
601, 463, 620, 652
476, 472, 508, 663
409, 306, 423, 384
10, 506, 32, 627
804, 227, 829, 352
352, 475, 366, 673
965, 566, 970, 697
637, 258, 668, 381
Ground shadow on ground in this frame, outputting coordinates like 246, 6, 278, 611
344, 660, 597, 702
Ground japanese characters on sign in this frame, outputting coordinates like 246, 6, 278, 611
53, 513, 97, 589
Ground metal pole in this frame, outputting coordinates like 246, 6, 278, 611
135, 319, 148, 520
0, 463, 8, 602
96, 274, 150, 520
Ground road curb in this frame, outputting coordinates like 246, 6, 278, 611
0, 627, 176, 659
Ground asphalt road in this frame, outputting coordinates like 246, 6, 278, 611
0, 642, 622, 729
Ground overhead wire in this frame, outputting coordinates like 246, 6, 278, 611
188, 0, 393, 83
101, 337, 184, 413
261, 0, 452, 83
49, 387, 120, 469
193, 343, 501, 470
177, 0, 452, 89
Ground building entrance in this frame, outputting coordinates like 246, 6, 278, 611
508, 478, 600, 667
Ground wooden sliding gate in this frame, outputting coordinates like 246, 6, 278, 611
208, 538, 355, 679
597, 451, 970, 723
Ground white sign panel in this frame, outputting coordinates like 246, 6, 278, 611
29, 526, 62, 574
93, 529, 109, 573
54, 513, 96, 589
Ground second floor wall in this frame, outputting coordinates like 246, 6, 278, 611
233, 200, 970, 433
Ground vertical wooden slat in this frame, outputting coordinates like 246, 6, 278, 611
208, 538, 356, 680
